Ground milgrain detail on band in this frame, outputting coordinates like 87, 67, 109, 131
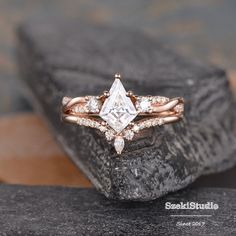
61, 74, 184, 154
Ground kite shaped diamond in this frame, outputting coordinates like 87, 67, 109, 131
99, 79, 138, 133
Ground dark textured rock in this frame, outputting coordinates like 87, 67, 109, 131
0, 185, 235, 235
16, 19, 236, 201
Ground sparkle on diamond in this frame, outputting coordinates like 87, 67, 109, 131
99, 79, 138, 133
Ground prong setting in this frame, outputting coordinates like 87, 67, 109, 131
62, 74, 184, 154
126, 90, 133, 97
115, 73, 121, 79
103, 91, 110, 97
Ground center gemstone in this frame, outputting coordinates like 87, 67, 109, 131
99, 79, 138, 133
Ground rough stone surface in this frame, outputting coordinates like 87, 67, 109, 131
0, 185, 235, 235
17, 19, 236, 201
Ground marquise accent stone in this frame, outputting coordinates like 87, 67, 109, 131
114, 136, 125, 154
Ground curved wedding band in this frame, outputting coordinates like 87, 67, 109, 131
61, 74, 184, 154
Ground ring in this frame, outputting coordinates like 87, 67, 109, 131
61, 74, 184, 154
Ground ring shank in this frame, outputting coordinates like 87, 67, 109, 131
62, 96, 184, 125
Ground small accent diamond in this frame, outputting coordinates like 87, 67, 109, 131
86, 97, 101, 113
158, 118, 164, 125
153, 96, 169, 104
105, 130, 115, 141
114, 136, 125, 154
74, 105, 87, 113
132, 124, 140, 133
124, 130, 134, 140
99, 125, 107, 133
136, 97, 151, 112
174, 104, 184, 113
62, 97, 71, 106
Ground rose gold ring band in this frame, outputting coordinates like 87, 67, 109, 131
61, 74, 184, 154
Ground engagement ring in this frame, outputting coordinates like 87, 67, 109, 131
61, 74, 184, 154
